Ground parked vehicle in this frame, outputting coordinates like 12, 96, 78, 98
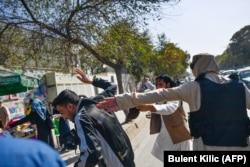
236, 67, 250, 89
220, 69, 236, 77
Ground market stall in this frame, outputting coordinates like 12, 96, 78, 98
0, 69, 40, 96
0, 68, 41, 139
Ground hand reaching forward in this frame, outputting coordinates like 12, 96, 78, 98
96, 97, 120, 112
74, 68, 92, 84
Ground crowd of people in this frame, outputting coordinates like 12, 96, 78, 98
97, 53, 250, 152
1, 53, 250, 167
52, 68, 135, 167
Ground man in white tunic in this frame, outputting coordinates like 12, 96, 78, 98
136, 74, 192, 162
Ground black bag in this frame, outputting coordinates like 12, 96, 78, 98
62, 129, 79, 150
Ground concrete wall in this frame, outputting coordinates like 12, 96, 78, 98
45, 72, 95, 103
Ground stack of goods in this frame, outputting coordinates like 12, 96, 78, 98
8, 118, 37, 139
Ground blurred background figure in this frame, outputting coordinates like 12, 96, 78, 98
137, 75, 155, 92
9, 99, 54, 147
53, 108, 71, 152
136, 75, 156, 118
0, 136, 66, 167
0, 100, 10, 130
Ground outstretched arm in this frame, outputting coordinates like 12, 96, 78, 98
137, 101, 179, 115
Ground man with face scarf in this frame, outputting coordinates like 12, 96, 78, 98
97, 53, 250, 151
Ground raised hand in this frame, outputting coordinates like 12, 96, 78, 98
74, 68, 92, 84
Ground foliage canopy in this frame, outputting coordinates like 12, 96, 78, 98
217, 25, 250, 69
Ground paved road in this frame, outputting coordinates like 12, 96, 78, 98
132, 118, 163, 167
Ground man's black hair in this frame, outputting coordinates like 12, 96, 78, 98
155, 74, 177, 88
52, 108, 60, 115
52, 89, 80, 107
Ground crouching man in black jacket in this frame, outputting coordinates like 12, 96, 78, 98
52, 68, 135, 167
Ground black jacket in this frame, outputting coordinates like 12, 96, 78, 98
75, 78, 135, 167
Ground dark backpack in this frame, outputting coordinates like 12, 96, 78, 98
61, 129, 79, 152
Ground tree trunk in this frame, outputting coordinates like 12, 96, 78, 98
114, 66, 129, 122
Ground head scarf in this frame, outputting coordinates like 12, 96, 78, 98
31, 99, 47, 120
191, 53, 220, 78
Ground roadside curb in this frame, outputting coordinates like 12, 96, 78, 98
120, 112, 149, 141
